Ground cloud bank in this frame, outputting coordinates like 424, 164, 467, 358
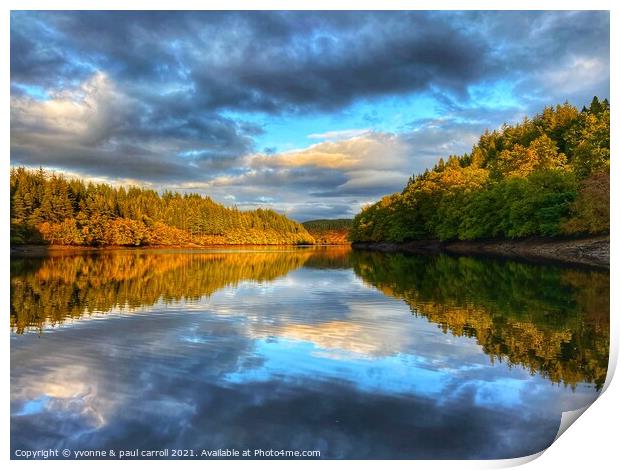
10, 11, 610, 220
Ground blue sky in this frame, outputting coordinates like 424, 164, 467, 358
10, 11, 610, 220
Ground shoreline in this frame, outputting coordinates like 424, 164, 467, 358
10, 243, 350, 257
10, 236, 608, 268
351, 235, 610, 269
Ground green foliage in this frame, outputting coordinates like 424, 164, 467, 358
497, 170, 577, 237
351, 98, 610, 242
10, 167, 315, 246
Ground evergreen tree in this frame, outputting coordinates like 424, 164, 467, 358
10, 168, 315, 246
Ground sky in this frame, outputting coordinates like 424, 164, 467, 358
10, 11, 610, 221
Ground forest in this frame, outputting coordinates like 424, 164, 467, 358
302, 219, 353, 245
10, 168, 314, 246
349, 97, 610, 243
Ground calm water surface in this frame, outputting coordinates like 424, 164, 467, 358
10, 247, 609, 459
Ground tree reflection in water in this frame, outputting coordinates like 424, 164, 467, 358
11, 247, 609, 390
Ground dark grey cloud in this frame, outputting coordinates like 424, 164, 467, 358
11, 11, 609, 114
10, 72, 257, 182
9, 11, 610, 219
442, 11, 610, 111
463, 10, 609, 70
11, 11, 497, 113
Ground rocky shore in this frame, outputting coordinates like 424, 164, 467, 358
352, 235, 610, 269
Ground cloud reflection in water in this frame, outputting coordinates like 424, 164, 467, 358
10, 248, 608, 458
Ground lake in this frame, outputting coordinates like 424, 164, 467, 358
10, 247, 609, 459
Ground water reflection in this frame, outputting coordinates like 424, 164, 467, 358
350, 251, 609, 389
10, 248, 609, 459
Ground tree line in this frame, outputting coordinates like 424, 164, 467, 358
10, 168, 314, 246
350, 97, 610, 242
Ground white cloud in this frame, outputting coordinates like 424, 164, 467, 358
11, 72, 132, 146
307, 128, 370, 141
184, 132, 417, 218
541, 56, 608, 96
247, 132, 411, 172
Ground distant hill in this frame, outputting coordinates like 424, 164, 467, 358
302, 219, 352, 245
302, 219, 353, 231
